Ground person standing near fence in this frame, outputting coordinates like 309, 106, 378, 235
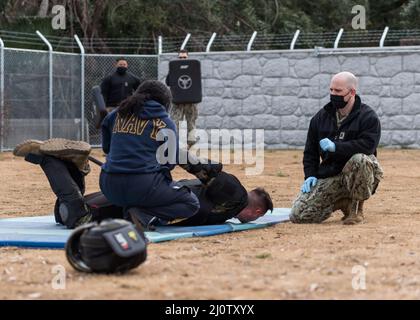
100, 57, 142, 112
166, 49, 199, 149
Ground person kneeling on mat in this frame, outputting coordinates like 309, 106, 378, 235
99, 80, 200, 227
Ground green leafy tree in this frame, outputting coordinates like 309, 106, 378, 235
0, 0, 416, 52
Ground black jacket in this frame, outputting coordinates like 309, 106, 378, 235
100, 71, 142, 108
86, 172, 248, 226
303, 95, 381, 179
173, 172, 249, 226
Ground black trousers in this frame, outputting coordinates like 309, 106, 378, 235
36, 155, 199, 226
37, 156, 238, 227
37, 156, 88, 227
99, 170, 200, 224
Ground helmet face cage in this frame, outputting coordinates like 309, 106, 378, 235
65, 222, 97, 273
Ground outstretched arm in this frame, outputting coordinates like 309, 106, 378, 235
303, 118, 320, 179
178, 149, 223, 184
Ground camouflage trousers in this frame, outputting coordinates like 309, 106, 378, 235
290, 154, 384, 224
170, 103, 198, 142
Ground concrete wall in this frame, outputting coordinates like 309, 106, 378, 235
158, 48, 420, 148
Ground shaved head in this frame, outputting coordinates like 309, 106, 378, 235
330, 71, 358, 114
331, 71, 358, 90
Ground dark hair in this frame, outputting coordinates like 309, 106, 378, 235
179, 49, 188, 54
116, 57, 127, 63
251, 187, 273, 213
117, 80, 172, 117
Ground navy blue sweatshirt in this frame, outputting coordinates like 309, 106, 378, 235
303, 95, 381, 179
101, 100, 178, 174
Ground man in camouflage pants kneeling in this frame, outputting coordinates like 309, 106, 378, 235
290, 72, 384, 225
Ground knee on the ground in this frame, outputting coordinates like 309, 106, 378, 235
290, 203, 323, 224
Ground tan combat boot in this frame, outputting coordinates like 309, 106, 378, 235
333, 198, 351, 221
343, 200, 364, 225
13, 140, 43, 157
357, 200, 364, 220
40, 138, 92, 175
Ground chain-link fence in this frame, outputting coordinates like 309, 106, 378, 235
84, 54, 158, 146
2, 48, 50, 149
53, 52, 82, 142
0, 48, 158, 150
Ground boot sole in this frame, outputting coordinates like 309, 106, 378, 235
40, 138, 91, 156
343, 217, 363, 225
13, 140, 43, 157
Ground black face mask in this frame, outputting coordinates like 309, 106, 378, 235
116, 67, 127, 75
330, 92, 350, 109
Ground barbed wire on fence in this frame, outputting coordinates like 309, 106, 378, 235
2, 28, 420, 54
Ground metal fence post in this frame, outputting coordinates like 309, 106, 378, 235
206, 33, 217, 52
158, 36, 163, 55
247, 31, 257, 51
36, 30, 53, 139
290, 29, 300, 50
74, 35, 85, 141
180, 33, 191, 51
0, 38, 4, 151
380, 26, 389, 48
334, 28, 344, 49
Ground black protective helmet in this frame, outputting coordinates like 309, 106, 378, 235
65, 219, 147, 273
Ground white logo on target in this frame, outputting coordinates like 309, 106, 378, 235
178, 75, 192, 90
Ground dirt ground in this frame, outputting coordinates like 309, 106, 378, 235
0, 148, 420, 300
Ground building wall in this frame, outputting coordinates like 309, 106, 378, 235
158, 48, 420, 148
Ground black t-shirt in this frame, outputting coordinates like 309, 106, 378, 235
174, 172, 249, 226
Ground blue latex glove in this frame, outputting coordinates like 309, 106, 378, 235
301, 176, 318, 193
319, 138, 336, 152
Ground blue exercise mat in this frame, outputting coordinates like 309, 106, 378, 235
0, 208, 290, 249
